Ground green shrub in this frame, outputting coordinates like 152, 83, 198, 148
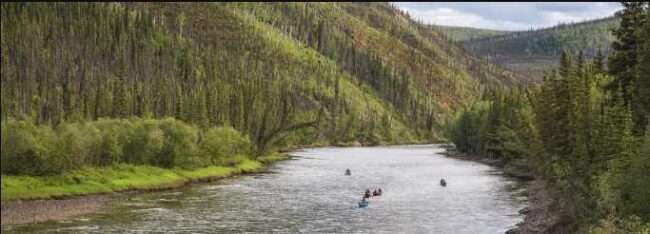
53, 122, 102, 172
199, 126, 252, 166
1, 119, 57, 175
589, 215, 650, 234
91, 118, 133, 166
1, 118, 254, 176
123, 119, 164, 165
156, 118, 201, 169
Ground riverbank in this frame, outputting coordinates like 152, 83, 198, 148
278, 139, 439, 153
1, 155, 287, 225
438, 146, 534, 180
1, 195, 110, 225
513, 179, 572, 234
440, 146, 565, 234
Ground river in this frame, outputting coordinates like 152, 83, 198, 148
2, 145, 527, 234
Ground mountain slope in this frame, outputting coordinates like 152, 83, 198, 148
1, 2, 517, 149
429, 25, 509, 42
436, 17, 619, 80
231, 2, 519, 130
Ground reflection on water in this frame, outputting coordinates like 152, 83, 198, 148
3, 145, 526, 234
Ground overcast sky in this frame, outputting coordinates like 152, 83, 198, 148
392, 2, 623, 31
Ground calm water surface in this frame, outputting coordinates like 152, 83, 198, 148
3, 145, 527, 233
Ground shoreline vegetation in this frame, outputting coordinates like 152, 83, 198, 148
0, 157, 281, 202
0, 117, 289, 225
0, 117, 265, 201
0, 155, 287, 225
438, 144, 534, 180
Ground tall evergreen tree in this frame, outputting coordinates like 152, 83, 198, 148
635, 8, 650, 136
608, 2, 649, 135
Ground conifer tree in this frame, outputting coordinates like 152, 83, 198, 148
635, 8, 650, 136
608, 2, 649, 135
592, 48, 606, 75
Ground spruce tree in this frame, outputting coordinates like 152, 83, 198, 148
592, 48, 606, 75
635, 8, 650, 136
608, 2, 649, 135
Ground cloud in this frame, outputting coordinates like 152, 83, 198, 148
400, 7, 529, 31
392, 2, 623, 31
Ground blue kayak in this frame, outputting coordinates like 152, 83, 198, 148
358, 200, 369, 208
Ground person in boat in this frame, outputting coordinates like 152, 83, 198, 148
440, 178, 447, 186
364, 189, 372, 199
345, 169, 351, 175
359, 197, 368, 207
378, 188, 383, 194
373, 189, 381, 196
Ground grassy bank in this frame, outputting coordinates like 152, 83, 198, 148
1, 155, 287, 202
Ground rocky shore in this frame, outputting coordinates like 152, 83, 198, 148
512, 179, 573, 234
1, 195, 110, 225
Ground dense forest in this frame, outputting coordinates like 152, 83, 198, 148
430, 25, 508, 42
449, 2, 650, 233
436, 17, 620, 81
463, 16, 619, 58
0, 2, 518, 176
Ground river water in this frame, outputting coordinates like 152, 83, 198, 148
3, 145, 527, 234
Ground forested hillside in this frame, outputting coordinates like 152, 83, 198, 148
449, 2, 650, 233
230, 3, 519, 128
444, 17, 619, 80
0, 2, 516, 178
430, 25, 508, 42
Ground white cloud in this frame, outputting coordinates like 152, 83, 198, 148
401, 7, 530, 31
538, 4, 622, 28
541, 11, 583, 25
393, 2, 623, 31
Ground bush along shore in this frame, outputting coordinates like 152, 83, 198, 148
0, 117, 289, 202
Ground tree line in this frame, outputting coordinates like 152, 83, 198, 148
463, 16, 619, 58
449, 2, 650, 232
1, 118, 252, 175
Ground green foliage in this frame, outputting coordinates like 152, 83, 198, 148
607, 2, 650, 135
465, 16, 619, 57
200, 127, 252, 166
2, 2, 472, 150
0, 118, 253, 175
431, 25, 508, 42
460, 17, 620, 80
589, 214, 650, 234
0, 2, 525, 180
1, 119, 58, 175
449, 88, 535, 163
449, 105, 484, 153
450, 44, 650, 230
620, 123, 650, 219
0, 160, 264, 201
633, 7, 650, 137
